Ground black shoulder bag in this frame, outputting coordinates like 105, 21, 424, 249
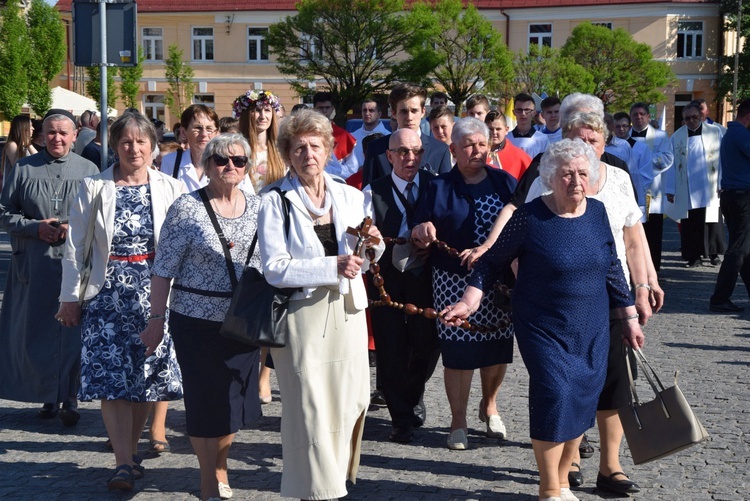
205, 187, 295, 348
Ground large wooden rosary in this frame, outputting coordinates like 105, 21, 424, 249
347, 218, 512, 332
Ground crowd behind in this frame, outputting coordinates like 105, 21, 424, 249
2, 83, 748, 501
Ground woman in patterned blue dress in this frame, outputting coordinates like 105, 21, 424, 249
411, 118, 517, 450
442, 139, 645, 501
58, 112, 183, 492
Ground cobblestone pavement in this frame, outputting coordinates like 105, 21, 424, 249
1, 221, 748, 500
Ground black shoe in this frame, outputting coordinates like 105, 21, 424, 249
596, 472, 641, 495
389, 426, 414, 443
710, 255, 722, 266
370, 390, 386, 407
579, 433, 594, 458
413, 398, 426, 428
38, 403, 60, 419
685, 259, 702, 268
568, 462, 583, 487
709, 300, 745, 313
59, 401, 80, 427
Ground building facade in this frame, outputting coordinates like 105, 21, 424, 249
54, 0, 724, 130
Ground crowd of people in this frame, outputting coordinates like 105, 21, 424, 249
1, 84, 746, 501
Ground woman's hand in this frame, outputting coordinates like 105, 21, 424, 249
338, 254, 364, 279
634, 288, 653, 326
459, 244, 489, 270
139, 321, 165, 357
649, 280, 665, 313
439, 301, 473, 327
622, 318, 645, 349
411, 222, 437, 249
55, 302, 81, 327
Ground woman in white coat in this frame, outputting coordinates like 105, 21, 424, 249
258, 109, 384, 500
57, 111, 184, 492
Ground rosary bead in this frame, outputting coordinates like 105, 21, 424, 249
372, 275, 384, 287
403, 304, 418, 315
423, 308, 438, 319
370, 263, 380, 274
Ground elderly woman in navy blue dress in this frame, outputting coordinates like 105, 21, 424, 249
411, 117, 517, 450
442, 139, 645, 501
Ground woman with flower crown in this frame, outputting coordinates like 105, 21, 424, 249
233, 90, 288, 192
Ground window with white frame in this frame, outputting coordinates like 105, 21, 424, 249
142, 27, 163, 61
192, 27, 214, 61
248, 28, 269, 62
300, 34, 323, 62
677, 21, 703, 58
528, 24, 552, 51
592, 22, 613, 30
144, 95, 165, 122
193, 94, 215, 109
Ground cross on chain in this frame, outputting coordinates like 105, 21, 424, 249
346, 217, 381, 255
51, 194, 64, 212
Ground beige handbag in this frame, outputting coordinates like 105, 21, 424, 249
78, 182, 103, 304
619, 347, 709, 465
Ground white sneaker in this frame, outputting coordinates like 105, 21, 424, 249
486, 414, 507, 439
446, 428, 468, 450
560, 488, 579, 501
218, 482, 233, 500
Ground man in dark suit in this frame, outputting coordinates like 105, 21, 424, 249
364, 128, 440, 443
362, 84, 452, 186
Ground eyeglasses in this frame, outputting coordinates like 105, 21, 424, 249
514, 108, 535, 115
388, 147, 425, 157
211, 154, 248, 168
190, 125, 217, 135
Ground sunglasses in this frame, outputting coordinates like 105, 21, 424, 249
211, 154, 249, 168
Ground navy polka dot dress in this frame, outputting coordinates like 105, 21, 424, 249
470, 197, 632, 442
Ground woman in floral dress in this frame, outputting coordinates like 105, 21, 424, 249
58, 111, 184, 492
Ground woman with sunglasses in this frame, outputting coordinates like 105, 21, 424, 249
140, 134, 262, 501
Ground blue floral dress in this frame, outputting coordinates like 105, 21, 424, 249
79, 185, 183, 402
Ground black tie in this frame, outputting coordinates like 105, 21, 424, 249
405, 182, 416, 207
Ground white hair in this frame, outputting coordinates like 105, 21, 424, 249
451, 117, 489, 145
559, 93, 604, 128
539, 138, 600, 192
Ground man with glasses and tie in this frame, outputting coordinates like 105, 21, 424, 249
362, 83, 452, 186
507, 93, 549, 159
363, 128, 440, 444
665, 102, 725, 268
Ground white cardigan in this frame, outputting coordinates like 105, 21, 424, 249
59, 167, 184, 302
257, 174, 384, 311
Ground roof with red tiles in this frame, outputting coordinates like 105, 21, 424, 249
54, 0, 719, 13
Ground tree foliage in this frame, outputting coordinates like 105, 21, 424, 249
119, 46, 145, 109
513, 45, 596, 98
560, 22, 674, 110
717, 0, 750, 104
407, 0, 514, 115
267, 0, 433, 126
0, 0, 31, 118
25, 0, 66, 116
163, 43, 194, 116
85, 66, 118, 111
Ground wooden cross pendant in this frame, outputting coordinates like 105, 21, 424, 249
346, 217, 381, 255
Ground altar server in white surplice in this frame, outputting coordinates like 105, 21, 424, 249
665, 102, 725, 267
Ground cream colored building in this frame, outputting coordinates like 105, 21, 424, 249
54, 0, 724, 131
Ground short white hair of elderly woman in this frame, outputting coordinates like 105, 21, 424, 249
538, 138, 600, 192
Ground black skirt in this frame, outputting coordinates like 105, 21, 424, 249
170, 310, 262, 437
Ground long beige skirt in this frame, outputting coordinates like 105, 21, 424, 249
271, 286, 370, 500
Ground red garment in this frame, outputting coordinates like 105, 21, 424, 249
487, 140, 532, 181
345, 170, 363, 190
332, 123, 356, 161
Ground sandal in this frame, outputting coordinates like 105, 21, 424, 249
107, 465, 133, 492
132, 454, 144, 480
579, 434, 595, 458
148, 439, 171, 454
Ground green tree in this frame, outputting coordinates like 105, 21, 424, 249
717, 0, 750, 105
560, 22, 674, 110
513, 45, 595, 98
25, 0, 66, 116
85, 66, 118, 111
119, 46, 144, 109
407, 0, 514, 116
0, 0, 31, 118
267, 0, 433, 126
163, 43, 194, 116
